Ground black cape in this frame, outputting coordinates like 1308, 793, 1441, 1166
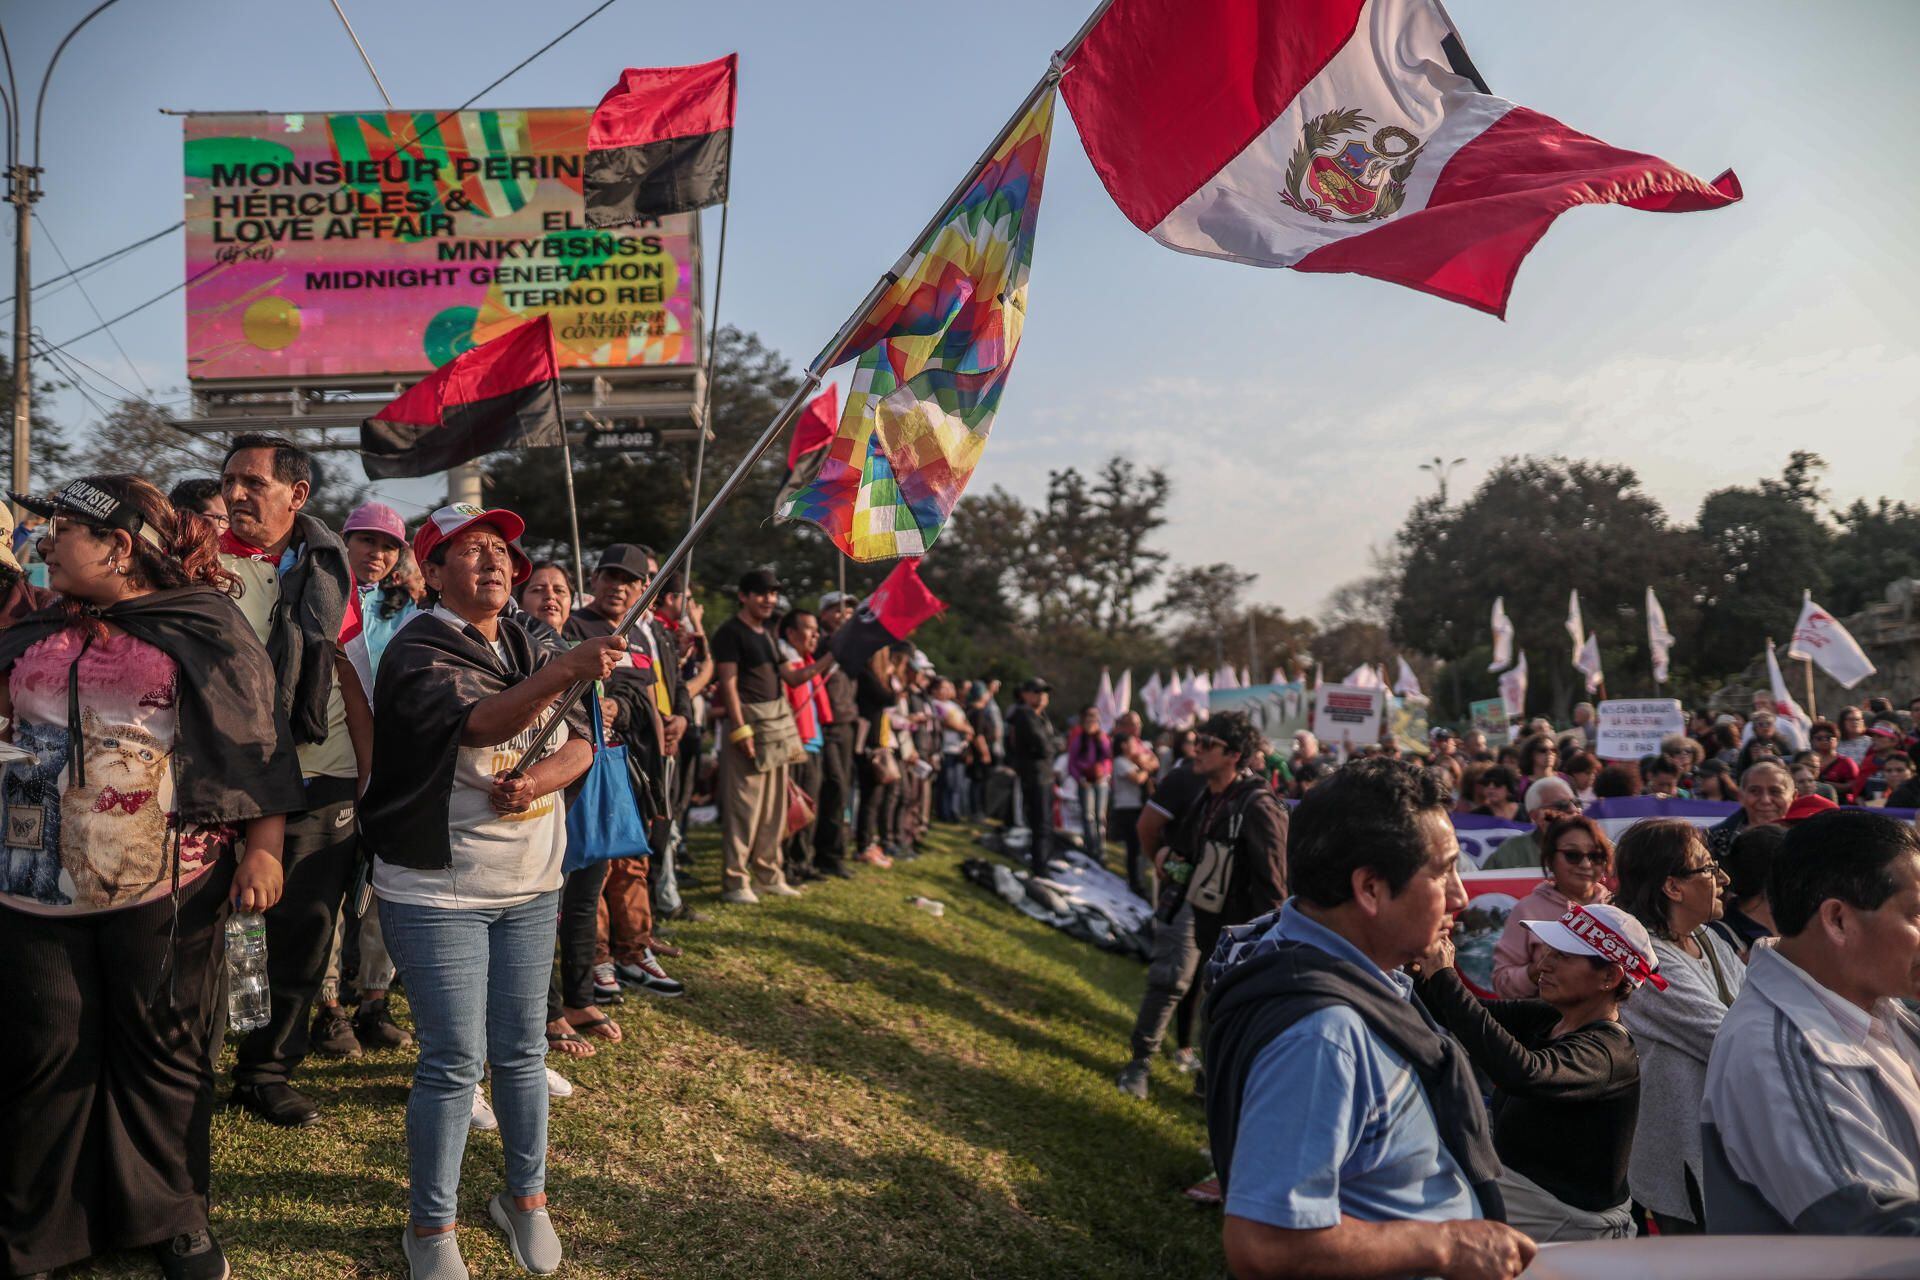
0, 585, 306, 824
359, 610, 588, 871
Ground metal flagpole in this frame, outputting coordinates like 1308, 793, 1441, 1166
685, 197, 730, 589
509, 1, 1117, 774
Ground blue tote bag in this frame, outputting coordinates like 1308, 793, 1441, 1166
563, 688, 652, 873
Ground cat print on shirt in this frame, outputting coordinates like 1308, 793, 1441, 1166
63, 709, 172, 908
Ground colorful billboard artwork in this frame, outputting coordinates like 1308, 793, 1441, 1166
1208, 682, 1310, 743
183, 109, 699, 382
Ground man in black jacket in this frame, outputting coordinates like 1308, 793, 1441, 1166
1117, 711, 1287, 1099
812, 593, 860, 878
218, 434, 364, 1127
1005, 678, 1060, 872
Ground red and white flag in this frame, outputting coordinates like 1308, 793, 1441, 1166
1061, 0, 1740, 316
1787, 592, 1877, 690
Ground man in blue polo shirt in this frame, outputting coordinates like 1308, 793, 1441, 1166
1202, 758, 1535, 1280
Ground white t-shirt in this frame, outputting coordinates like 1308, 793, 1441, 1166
373, 607, 569, 909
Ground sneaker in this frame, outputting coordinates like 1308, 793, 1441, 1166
1171, 1047, 1201, 1074
1115, 1058, 1151, 1100
592, 962, 625, 1005
488, 1192, 563, 1275
470, 1088, 498, 1131
229, 1081, 321, 1128
855, 847, 892, 868
662, 904, 711, 924
649, 940, 683, 960
154, 1227, 229, 1280
354, 996, 414, 1050
546, 1066, 573, 1099
614, 950, 686, 998
820, 863, 856, 880
720, 887, 761, 905
310, 1003, 363, 1059
401, 1228, 469, 1280
758, 881, 804, 898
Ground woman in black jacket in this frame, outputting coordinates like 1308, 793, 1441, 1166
1408, 900, 1668, 1243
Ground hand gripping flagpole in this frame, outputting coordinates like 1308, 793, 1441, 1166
508, 0, 1117, 775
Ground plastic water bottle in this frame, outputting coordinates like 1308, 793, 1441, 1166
225, 912, 271, 1033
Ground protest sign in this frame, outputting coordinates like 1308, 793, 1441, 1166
1469, 697, 1510, 748
1314, 683, 1381, 755
1595, 698, 1685, 761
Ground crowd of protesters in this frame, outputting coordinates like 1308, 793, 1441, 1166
3, 437, 1920, 1279
1084, 685, 1920, 1277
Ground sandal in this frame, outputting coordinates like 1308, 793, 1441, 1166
567, 1011, 623, 1044
545, 1026, 596, 1059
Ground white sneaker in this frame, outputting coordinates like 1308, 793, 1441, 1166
546, 1066, 573, 1099
470, 1087, 498, 1131
760, 881, 804, 898
720, 887, 760, 905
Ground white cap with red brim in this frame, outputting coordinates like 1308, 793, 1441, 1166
1524, 901, 1668, 991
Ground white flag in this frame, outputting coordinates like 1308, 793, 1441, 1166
1214, 665, 1240, 690
1786, 592, 1877, 690
1345, 663, 1384, 689
1646, 587, 1674, 684
1164, 671, 1186, 726
1239, 665, 1252, 690
1094, 668, 1118, 732
1575, 634, 1604, 694
1271, 667, 1287, 687
1566, 590, 1587, 664
1393, 656, 1425, 699
1141, 671, 1164, 723
1500, 651, 1529, 722
1116, 670, 1133, 719
1489, 596, 1514, 672
1767, 640, 1813, 732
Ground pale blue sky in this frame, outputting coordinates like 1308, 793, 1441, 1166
8, 0, 1918, 614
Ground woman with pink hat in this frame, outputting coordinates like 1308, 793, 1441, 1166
1409, 899, 1661, 1241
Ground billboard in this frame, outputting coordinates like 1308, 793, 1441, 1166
183, 108, 699, 383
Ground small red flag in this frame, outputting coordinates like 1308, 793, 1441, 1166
828, 559, 946, 672
785, 386, 839, 470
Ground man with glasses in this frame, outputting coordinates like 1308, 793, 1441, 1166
1117, 712, 1287, 1100
1481, 776, 1582, 870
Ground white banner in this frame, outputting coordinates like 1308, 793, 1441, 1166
1595, 698, 1684, 762
1787, 592, 1877, 690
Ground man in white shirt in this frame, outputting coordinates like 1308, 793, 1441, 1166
1702, 809, 1920, 1235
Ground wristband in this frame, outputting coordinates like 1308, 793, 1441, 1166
729, 724, 756, 744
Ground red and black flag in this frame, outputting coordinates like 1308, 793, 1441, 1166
771, 385, 839, 519
584, 54, 737, 227
828, 558, 946, 673
360, 317, 564, 479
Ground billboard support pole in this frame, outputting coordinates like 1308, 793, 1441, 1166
684, 197, 729, 591
559, 434, 586, 595
507, 15, 1109, 776
7, 165, 34, 513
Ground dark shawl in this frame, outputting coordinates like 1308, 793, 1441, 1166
0, 585, 305, 823
1204, 938, 1508, 1222
359, 610, 588, 871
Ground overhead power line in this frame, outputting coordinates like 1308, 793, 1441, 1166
0, 220, 182, 309
33, 213, 155, 399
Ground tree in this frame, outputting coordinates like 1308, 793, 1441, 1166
1825, 497, 1920, 615
0, 344, 72, 483
1392, 456, 1692, 715
1161, 562, 1257, 670
72, 398, 226, 493
1088, 456, 1169, 632
1694, 452, 1833, 679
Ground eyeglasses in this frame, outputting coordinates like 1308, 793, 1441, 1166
1194, 734, 1226, 751
1553, 848, 1606, 866
1538, 800, 1581, 817
1674, 861, 1728, 880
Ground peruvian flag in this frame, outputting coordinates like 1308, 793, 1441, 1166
1061, 0, 1741, 316
828, 558, 947, 673
360, 316, 564, 479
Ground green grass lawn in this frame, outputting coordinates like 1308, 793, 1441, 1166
72, 824, 1224, 1278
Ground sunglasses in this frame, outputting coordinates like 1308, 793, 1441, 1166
1674, 861, 1727, 880
1553, 848, 1606, 866
1194, 734, 1227, 751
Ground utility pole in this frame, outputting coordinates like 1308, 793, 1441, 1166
1418, 455, 1467, 504
2, 1, 131, 511
7, 162, 36, 510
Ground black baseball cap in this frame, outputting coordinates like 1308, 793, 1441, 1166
12, 479, 163, 550
738, 567, 783, 595
593, 543, 653, 581
1019, 677, 1052, 695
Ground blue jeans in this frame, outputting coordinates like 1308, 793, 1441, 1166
1078, 779, 1110, 859
380, 890, 559, 1228
939, 754, 971, 821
